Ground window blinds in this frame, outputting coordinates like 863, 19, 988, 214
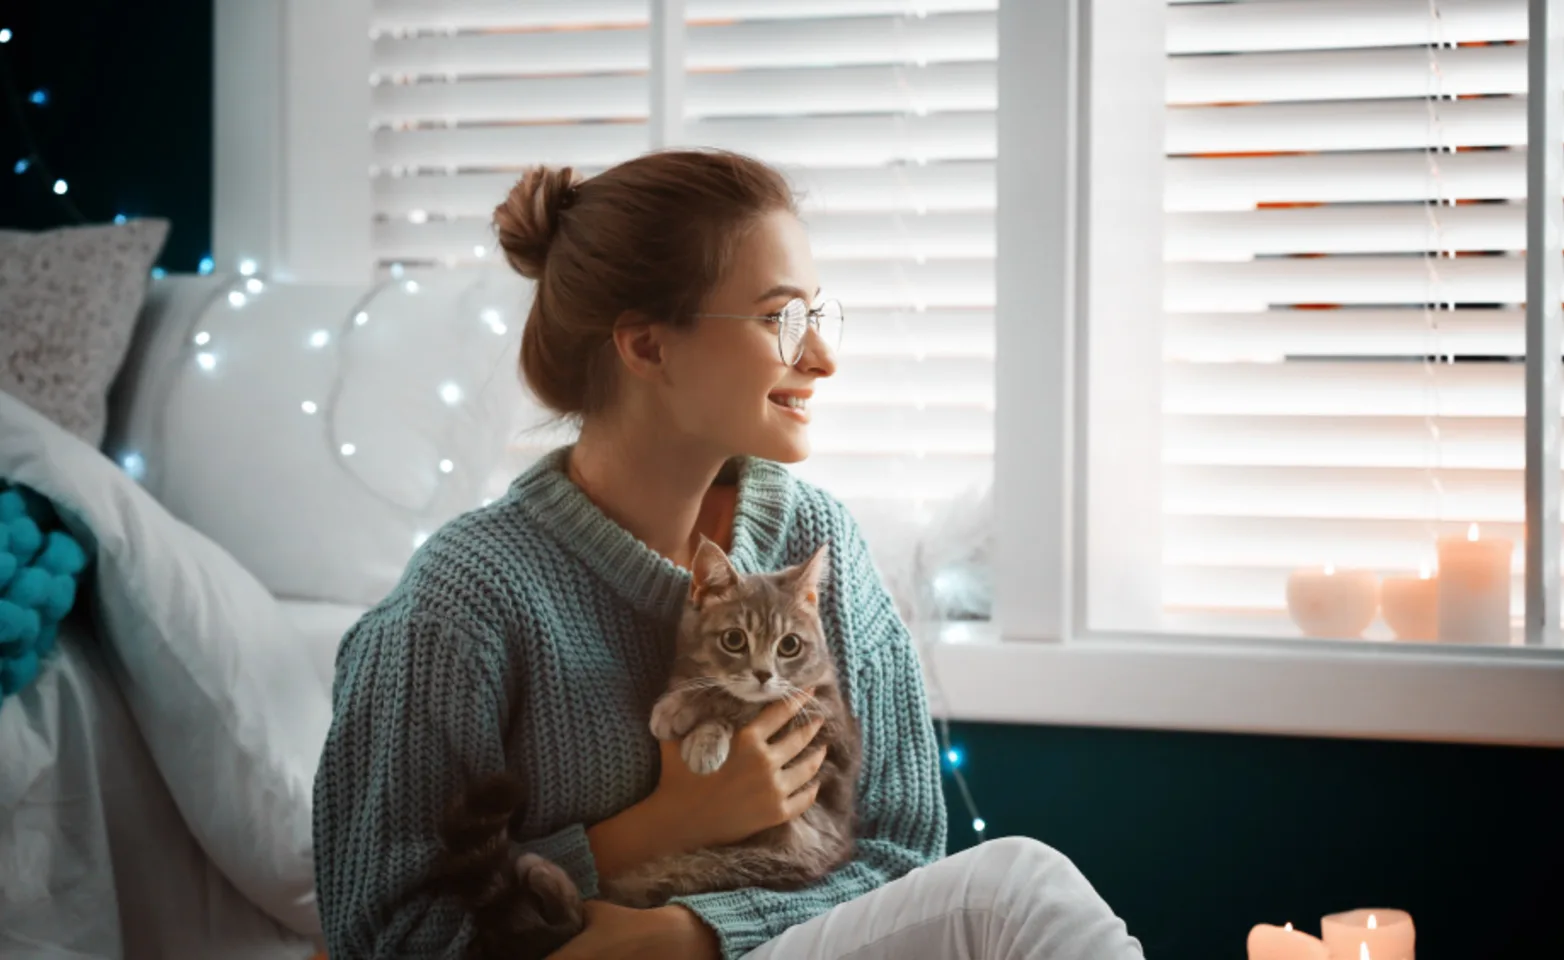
1162, 0, 1534, 634
368, 0, 998, 536
681, 2, 996, 518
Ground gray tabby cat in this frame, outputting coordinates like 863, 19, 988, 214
434, 536, 862, 960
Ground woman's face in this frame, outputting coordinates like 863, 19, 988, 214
655, 210, 836, 464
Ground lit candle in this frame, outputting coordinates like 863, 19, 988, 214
1321, 908, 1415, 960
1248, 922, 1329, 960
1285, 565, 1380, 639
1435, 523, 1512, 644
1379, 558, 1438, 642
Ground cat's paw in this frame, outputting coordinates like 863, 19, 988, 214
513, 853, 583, 928
649, 693, 685, 741
681, 723, 731, 775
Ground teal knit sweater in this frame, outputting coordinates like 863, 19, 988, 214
312, 447, 948, 959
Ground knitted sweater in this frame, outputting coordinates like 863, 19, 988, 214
312, 447, 948, 959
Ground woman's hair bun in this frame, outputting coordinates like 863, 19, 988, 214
493, 166, 580, 280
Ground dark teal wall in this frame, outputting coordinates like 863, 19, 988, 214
0, 0, 210, 269
7, 7, 1560, 959
942, 721, 1563, 960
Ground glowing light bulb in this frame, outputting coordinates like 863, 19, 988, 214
239, 259, 258, 276
404, 280, 420, 294
945, 747, 963, 768
114, 213, 128, 225
439, 382, 463, 405
196, 352, 217, 371
13, 158, 29, 174
0, 29, 12, 43
228, 291, 247, 308
309, 330, 330, 348
52, 178, 67, 195
972, 818, 985, 833
245, 278, 264, 294
198, 256, 215, 275
354, 311, 369, 326
151, 267, 166, 280
120, 452, 146, 480
30, 89, 49, 106
301, 400, 318, 415
481, 309, 507, 335
340, 443, 357, 457
439, 459, 454, 474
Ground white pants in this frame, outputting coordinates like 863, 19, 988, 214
743, 838, 1144, 960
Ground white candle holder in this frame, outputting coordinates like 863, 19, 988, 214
1285, 566, 1380, 639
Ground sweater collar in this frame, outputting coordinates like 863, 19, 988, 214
509, 446, 797, 622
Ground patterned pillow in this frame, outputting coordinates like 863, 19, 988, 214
0, 220, 170, 446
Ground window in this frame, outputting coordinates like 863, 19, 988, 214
1083, 0, 1552, 647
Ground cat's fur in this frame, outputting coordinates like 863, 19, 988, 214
432, 536, 861, 960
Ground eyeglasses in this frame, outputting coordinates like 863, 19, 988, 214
696, 297, 845, 366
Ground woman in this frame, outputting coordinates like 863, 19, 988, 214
312, 149, 1143, 960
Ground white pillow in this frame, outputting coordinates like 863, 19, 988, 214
0, 391, 329, 937
107, 269, 537, 607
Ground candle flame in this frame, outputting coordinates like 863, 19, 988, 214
1284, 923, 1293, 931
1360, 943, 1372, 960
1324, 563, 1336, 576
1467, 522, 1479, 542
1367, 914, 1377, 930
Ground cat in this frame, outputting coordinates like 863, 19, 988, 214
431, 536, 862, 960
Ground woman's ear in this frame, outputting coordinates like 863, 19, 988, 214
611, 311, 667, 383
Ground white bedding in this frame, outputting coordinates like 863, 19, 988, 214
0, 392, 335, 940
0, 609, 319, 960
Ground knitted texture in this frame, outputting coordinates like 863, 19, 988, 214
0, 482, 88, 704
313, 447, 948, 959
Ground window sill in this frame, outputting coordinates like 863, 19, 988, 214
914, 623, 1564, 747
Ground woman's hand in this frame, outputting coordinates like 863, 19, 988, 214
547, 902, 720, 960
586, 693, 825, 879
651, 693, 827, 852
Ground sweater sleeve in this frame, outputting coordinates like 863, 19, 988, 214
668, 513, 949, 958
312, 612, 601, 959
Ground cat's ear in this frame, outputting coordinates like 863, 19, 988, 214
690, 535, 740, 608
787, 541, 831, 607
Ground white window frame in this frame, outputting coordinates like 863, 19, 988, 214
214, 0, 1564, 746
957, 0, 1564, 749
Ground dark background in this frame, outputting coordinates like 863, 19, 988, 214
2, 2, 1560, 957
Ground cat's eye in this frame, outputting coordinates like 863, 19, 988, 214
777, 634, 803, 658
719, 629, 748, 654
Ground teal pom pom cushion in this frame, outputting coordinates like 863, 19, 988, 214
0, 482, 88, 703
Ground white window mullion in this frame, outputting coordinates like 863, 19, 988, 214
1524, 0, 1563, 646
994, 0, 1076, 641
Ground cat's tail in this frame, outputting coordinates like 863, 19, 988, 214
431, 772, 586, 960
603, 838, 851, 909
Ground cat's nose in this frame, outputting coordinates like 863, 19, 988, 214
753, 670, 773, 685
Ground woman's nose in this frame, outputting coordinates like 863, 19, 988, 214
794, 327, 837, 377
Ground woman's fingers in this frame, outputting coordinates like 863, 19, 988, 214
779, 744, 828, 795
